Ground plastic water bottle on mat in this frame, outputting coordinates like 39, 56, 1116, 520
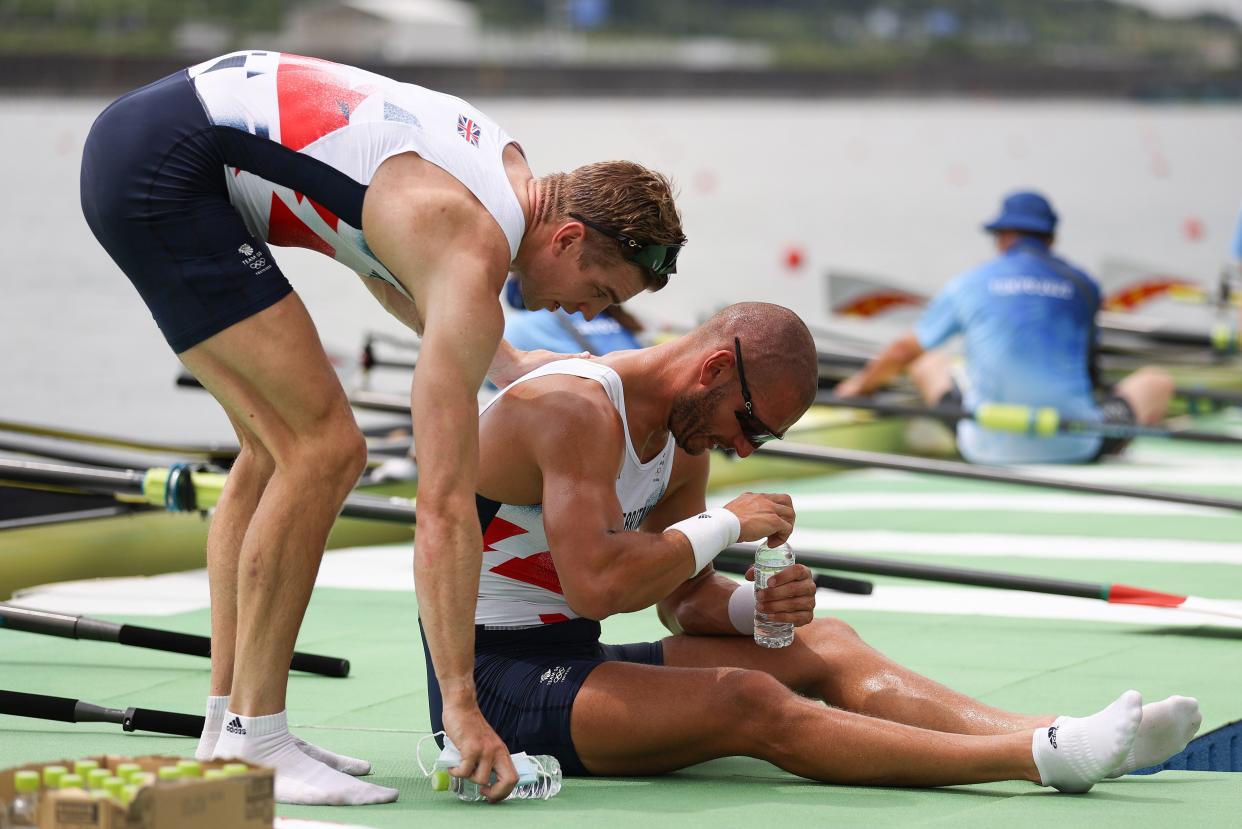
754, 541, 795, 648
6, 770, 40, 828
429, 736, 562, 801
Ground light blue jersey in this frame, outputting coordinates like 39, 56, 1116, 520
915, 238, 1103, 464
504, 309, 641, 357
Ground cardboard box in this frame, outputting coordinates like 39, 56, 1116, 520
0, 754, 274, 829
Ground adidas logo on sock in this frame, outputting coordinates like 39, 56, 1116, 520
1047, 726, 1058, 749
225, 716, 246, 736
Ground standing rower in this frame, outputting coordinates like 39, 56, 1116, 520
79, 50, 685, 805
835, 190, 1172, 465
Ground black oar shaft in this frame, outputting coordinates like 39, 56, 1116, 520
0, 458, 145, 496
0, 604, 351, 678
758, 441, 1242, 513
0, 689, 205, 737
721, 545, 1102, 600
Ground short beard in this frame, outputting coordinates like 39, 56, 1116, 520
669, 384, 728, 455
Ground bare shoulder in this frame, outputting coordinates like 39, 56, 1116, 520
487, 371, 623, 441
362, 152, 511, 285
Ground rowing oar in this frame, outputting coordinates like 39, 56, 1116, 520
817, 393, 1242, 446
718, 545, 1242, 624
712, 560, 873, 595
0, 604, 350, 678
756, 441, 1242, 513
0, 457, 418, 524
0, 418, 238, 464
0, 689, 204, 737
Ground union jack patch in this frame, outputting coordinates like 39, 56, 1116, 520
457, 114, 481, 146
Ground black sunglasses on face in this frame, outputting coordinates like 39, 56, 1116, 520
733, 337, 784, 448
568, 212, 683, 276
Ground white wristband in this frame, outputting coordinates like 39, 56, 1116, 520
727, 583, 756, 634
666, 508, 742, 575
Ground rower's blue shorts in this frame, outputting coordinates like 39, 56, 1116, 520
80, 70, 292, 354
421, 618, 664, 776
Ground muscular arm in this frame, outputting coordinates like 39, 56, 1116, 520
640, 455, 748, 636
530, 394, 704, 619
362, 153, 517, 796
835, 331, 924, 397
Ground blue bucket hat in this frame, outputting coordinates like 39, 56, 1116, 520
983, 191, 1058, 235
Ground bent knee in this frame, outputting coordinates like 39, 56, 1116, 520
798, 616, 861, 649
280, 422, 368, 484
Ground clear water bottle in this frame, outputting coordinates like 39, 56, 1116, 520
430, 738, 562, 801
8, 770, 40, 828
754, 541, 795, 648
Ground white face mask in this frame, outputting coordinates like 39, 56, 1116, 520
416, 731, 549, 788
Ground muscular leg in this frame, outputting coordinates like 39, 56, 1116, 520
1112, 366, 1175, 425
204, 414, 275, 697
663, 617, 1052, 735
178, 292, 367, 716
570, 662, 1038, 786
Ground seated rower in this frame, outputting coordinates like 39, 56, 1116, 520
835, 191, 1174, 465
421, 301, 1200, 793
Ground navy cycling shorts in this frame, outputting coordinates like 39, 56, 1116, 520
421, 618, 664, 776
80, 70, 292, 354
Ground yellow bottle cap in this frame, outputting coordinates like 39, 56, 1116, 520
73, 760, 99, 777
42, 765, 68, 787
115, 763, 142, 782
121, 784, 140, 805
175, 759, 203, 778
14, 770, 40, 793
131, 773, 156, 787
59, 774, 85, 790
204, 769, 227, 780
157, 766, 181, 782
221, 763, 249, 776
430, 770, 451, 792
103, 776, 126, 798
88, 768, 111, 789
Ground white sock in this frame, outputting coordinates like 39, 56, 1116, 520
291, 735, 372, 776
1108, 695, 1201, 778
194, 695, 230, 761
212, 710, 398, 806
1032, 690, 1142, 793
194, 695, 371, 775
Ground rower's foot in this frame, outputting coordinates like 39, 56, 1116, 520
212, 710, 398, 806
292, 734, 373, 776
1032, 690, 1142, 793
194, 695, 231, 762
196, 695, 372, 775
1107, 695, 1201, 778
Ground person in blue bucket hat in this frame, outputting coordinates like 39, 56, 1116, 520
836, 190, 1174, 465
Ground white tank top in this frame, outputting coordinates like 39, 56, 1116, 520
474, 359, 676, 628
187, 50, 526, 300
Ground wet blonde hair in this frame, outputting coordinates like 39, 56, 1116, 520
538, 161, 686, 291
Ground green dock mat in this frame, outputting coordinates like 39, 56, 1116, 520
4, 424, 1242, 826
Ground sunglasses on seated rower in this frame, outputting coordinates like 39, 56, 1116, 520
568, 212, 683, 276
733, 337, 785, 447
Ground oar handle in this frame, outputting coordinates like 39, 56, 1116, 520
0, 689, 80, 723
122, 706, 206, 737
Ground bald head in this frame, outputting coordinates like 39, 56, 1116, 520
687, 302, 819, 411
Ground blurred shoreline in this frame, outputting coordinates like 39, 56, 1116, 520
4, 52, 1241, 101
